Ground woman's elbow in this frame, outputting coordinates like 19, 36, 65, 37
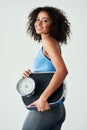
57, 66, 68, 78
63, 67, 68, 78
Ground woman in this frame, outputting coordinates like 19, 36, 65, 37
22, 6, 71, 130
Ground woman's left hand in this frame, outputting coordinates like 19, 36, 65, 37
28, 97, 50, 112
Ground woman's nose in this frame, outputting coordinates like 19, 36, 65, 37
38, 20, 42, 25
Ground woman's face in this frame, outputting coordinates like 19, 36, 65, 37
34, 11, 52, 36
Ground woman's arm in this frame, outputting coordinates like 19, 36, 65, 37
40, 36, 68, 101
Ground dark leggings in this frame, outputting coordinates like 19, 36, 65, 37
22, 104, 66, 130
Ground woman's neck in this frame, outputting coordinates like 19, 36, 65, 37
41, 34, 50, 39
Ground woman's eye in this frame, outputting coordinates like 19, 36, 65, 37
35, 18, 48, 23
42, 19, 48, 22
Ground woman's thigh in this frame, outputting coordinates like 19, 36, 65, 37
22, 104, 66, 130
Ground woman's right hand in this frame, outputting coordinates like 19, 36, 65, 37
22, 69, 32, 78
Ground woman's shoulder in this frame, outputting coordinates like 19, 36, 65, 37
42, 36, 61, 55
42, 36, 58, 48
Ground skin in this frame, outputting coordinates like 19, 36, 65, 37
23, 11, 68, 112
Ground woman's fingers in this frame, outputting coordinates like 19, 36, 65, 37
22, 69, 31, 77
28, 99, 50, 112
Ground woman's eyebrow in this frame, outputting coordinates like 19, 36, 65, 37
37, 17, 50, 21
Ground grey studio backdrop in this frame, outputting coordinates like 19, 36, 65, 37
0, 0, 87, 130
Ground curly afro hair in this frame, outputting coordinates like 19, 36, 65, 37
27, 6, 71, 44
